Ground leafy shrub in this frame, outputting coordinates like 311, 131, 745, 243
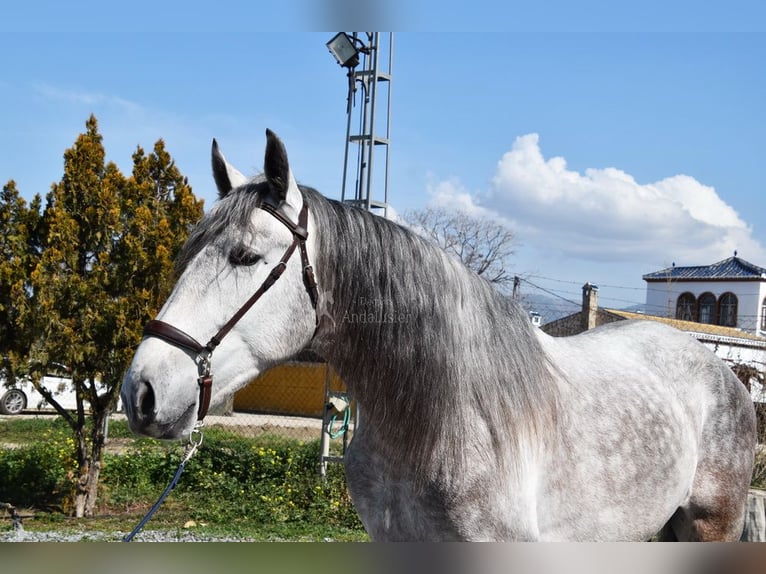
0, 419, 362, 533
99, 444, 170, 508
97, 428, 361, 530
0, 426, 76, 509
170, 433, 360, 528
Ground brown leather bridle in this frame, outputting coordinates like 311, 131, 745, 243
142, 199, 319, 422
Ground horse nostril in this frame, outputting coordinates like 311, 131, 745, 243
138, 381, 156, 421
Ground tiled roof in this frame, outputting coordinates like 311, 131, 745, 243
605, 309, 766, 344
642, 256, 766, 281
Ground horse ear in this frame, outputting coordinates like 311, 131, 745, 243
211, 139, 247, 198
264, 129, 300, 208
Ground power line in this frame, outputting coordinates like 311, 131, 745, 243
525, 273, 645, 291
518, 276, 764, 331
519, 278, 580, 307
527, 273, 766, 299
520, 277, 647, 309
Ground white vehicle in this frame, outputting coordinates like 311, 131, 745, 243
0, 363, 118, 415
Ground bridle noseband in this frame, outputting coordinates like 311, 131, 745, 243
142, 199, 319, 422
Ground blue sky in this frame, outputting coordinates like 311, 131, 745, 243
2, 5, 765, 313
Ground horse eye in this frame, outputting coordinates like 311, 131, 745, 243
228, 246, 262, 267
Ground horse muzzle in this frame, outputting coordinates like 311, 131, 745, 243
121, 371, 197, 440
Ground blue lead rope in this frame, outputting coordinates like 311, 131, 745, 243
123, 427, 203, 542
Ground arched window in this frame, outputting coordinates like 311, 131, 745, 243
718, 292, 738, 327
676, 292, 697, 321
761, 297, 766, 331
698, 292, 716, 325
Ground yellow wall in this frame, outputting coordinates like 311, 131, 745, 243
233, 362, 347, 418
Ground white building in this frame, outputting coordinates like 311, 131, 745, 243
542, 273, 766, 402
643, 255, 766, 336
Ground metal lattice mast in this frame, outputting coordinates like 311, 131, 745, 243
320, 33, 394, 476
339, 32, 393, 217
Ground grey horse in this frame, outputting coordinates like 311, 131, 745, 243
121, 130, 756, 541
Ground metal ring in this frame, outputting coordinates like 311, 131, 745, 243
188, 422, 205, 450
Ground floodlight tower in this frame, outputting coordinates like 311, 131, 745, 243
326, 32, 393, 217
320, 33, 394, 476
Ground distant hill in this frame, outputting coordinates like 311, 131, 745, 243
515, 293, 648, 325
516, 292, 579, 325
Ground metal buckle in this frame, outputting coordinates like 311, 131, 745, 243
196, 349, 212, 378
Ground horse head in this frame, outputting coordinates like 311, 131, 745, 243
121, 130, 319, 439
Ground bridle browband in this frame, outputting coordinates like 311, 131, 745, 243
142, 198, 319, 422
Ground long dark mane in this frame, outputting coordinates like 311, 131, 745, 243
302, 187, 560, 481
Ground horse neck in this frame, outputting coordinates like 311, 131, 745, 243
309, 195, 558, 478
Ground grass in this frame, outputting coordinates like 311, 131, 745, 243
0, 415, 69, 444
0, 415, 368, 541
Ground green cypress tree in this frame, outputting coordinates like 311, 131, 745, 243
0, 181, 42, 384
29, 115, 203, 516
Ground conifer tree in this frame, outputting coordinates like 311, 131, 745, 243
29, 115, 203, 516
0, 181, 42, 383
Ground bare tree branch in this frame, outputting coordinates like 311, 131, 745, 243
403, 207, 517, 291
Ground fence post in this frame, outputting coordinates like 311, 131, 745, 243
319, 364, 332, 478
742, 489, 766, 541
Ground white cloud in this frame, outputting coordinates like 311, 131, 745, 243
34, 83, 142, 113
425, 174, 500, 222
428, 133, 765, 266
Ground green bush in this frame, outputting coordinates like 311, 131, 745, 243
99, 444, 170, 507
0, 426, 76, 509
178, 435, 359, 528
97, 429, 361, 530
0, 419, 362, 534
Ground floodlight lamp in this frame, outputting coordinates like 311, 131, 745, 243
326, 32, 359, 68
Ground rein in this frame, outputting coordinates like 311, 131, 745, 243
123, 198, 318, 542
